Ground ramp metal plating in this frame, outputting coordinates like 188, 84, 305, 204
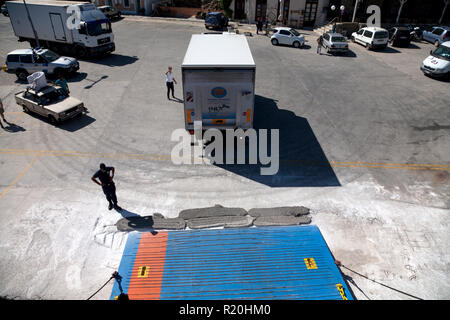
110, 225, 353, 300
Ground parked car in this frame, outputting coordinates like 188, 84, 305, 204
420, 41, 450, 79
322, 32, 348, 54
97, 5, 121, 20
205, 12, 228, 30
15, 84, 87, 123
388, 26, 411, 47
270, 27, 305, 48
3, 48, 79, 81
405, 24, 433, 40
1, 4, 8, 16
422, 26, 450, 46
351, 27, 389, 50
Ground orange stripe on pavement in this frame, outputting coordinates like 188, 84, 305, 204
127, 232, 168, 300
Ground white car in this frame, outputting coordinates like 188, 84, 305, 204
270, 27, 305, 48
420, 41, 450, 78
351, 27, 389, 50
3, 48, 79, 81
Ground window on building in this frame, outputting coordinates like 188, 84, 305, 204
124, 0, 129, 8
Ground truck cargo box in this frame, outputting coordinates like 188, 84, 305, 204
182, 34, 256, 131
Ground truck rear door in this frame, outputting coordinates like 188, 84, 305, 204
49, 13, 67, 41
183, 69, 254, 130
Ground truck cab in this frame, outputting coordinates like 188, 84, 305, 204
74, 3, 115, 57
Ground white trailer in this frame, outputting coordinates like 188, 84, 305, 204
6, 0, 115, 57
181, 33, 256, 133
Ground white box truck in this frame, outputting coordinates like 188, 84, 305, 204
6, 0, 115, 57
181, 33, 256, 134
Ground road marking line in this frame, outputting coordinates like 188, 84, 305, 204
0, 148, 448, 171
0, 154, 41, 200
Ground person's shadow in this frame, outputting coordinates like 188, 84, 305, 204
2, 121, 26, 133
169, 96, 183, 103
115, 208, 158, 235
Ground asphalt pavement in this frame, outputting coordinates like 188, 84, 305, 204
0, 16, 449, 300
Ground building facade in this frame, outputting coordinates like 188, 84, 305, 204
230, 0, 330, 27
94, 0, 160, 15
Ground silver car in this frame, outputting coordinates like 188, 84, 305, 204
322, 33, 349, 54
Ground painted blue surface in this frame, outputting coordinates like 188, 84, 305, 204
109, 232, 141, 300
159, 225, 353, 300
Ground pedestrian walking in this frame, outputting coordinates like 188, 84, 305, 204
91, 163, 122, 211
165, 66, 177, 100
317, 35, 323, 55
0, 98, 7, 129
55, 75, 70, 95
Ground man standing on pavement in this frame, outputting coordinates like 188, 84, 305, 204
165, 66, 177, 100
0, 97, 7, 129
317, 34, 323, 55
91, 163, 122, 211
256, 18, 263, 35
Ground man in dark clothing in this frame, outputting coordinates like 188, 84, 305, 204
317, 35, 323, 55
256, 19, 263, 34
92, 163, 122, 211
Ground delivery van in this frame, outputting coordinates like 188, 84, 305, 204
6, 0, 115, 57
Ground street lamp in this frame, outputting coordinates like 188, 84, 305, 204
330, 5, 345, 32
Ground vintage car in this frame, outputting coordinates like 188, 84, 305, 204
15, 84, 87, 123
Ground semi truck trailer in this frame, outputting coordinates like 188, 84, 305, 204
6, 0, 115, 57
181, 33, 256, 134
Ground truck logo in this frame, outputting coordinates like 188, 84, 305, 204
208, 104, 230, 112
211, 87, 227, 98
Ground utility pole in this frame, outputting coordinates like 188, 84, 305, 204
396, 0, 407, 25
23, 0, 40, 48
439, 0, 450, 24
352, 0, 360, 23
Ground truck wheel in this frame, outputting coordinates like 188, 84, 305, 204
16, 69, 28, 81
293, 41, 300, 48
271, 38, 279, 45
76, 46, 88, 58
22, 105, 30, 113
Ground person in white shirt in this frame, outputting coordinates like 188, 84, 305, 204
165, 66, 177, 100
